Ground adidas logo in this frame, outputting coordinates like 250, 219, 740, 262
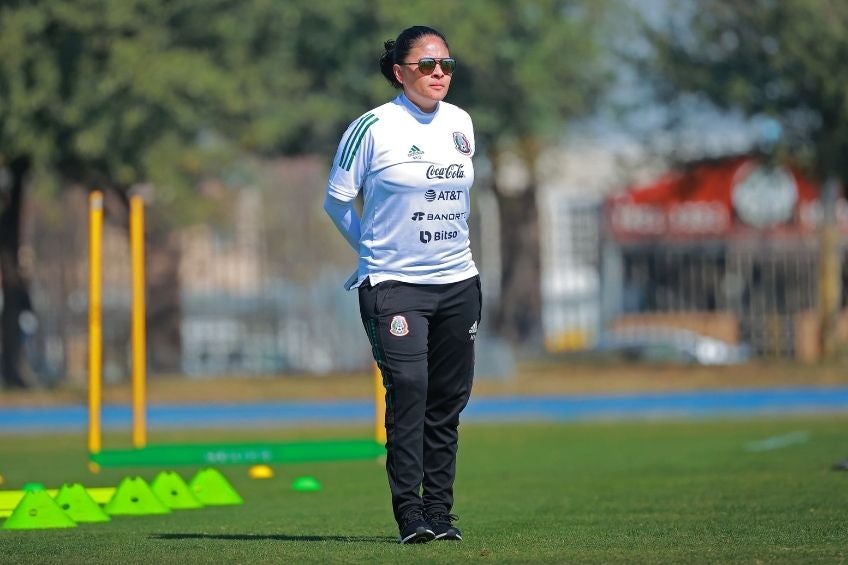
468, 321, 478, 341
408, 145, 424, 159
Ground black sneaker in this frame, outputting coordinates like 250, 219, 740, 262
427, 511, 462, 541
398, 508, 435, 544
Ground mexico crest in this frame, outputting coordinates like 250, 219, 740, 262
389, 315, 409, 337
452, 131, 471, 156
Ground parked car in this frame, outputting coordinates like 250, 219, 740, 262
593, 327, 752, 365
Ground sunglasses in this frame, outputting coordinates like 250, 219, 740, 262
400, 57, 456, 75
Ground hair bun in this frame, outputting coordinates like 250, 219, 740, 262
384, 39, 395, 52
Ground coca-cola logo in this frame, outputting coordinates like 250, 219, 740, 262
426, 164, 465, 179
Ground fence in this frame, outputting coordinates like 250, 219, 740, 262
14, 158, 848, 388
18, 159, 369, 384
17, 157, 511, 386
542, 192, 847, 362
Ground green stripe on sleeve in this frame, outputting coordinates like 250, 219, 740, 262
338, 113, 375, 169
341, 114, 379, 171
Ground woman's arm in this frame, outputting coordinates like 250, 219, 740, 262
323, 193, 361, 251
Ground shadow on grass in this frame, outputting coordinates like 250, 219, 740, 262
151, 533, 397, 544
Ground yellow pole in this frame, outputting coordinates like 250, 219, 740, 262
130, 195, 147, 448
374, 363, 386, 444
88, 191, 103, 455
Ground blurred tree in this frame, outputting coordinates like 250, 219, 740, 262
441, 1, 614, 346
0, 157, 33, 388
243, 1, 388, 155
0, 0, 300, 380
0, 1, 55, 387
241, 1, 616, 348
1, 0, 619, 384
641, 0, 847, 357
244, 2, 391, 285
643, 0, 848, 181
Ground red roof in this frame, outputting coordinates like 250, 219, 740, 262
615, 156, 819, 207
606, 156, 830, 239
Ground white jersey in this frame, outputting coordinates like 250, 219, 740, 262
327, 93, 478, 289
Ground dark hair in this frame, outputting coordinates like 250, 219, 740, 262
379, 26, 449, 89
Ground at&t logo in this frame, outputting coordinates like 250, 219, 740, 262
424, 190, 461, 202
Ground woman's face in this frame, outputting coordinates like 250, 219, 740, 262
393, 35, 452, 112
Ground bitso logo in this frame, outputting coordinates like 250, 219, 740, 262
411, 212, 425, 221
420, 230, 458, 243
389, 315, 409, 337
453, 132, 471, 155
424, 190, 437, 202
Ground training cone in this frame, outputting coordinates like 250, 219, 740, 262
2, 490, 77, 530
104, 476, 171, 516
291, 476, 321, 492
151, 471, 204, 510
189, 468, 243, 506
248, 465, 274, 480
53, 483, 111, 523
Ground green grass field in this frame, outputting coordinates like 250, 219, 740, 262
1, 417, 847, 563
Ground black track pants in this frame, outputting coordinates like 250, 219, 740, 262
359, 275, 481, 523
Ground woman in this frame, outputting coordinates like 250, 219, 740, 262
324, 25, 480, 544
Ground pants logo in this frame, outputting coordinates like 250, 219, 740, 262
389, 315, 409, 337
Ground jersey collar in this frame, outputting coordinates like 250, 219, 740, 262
397, 93, 440, 124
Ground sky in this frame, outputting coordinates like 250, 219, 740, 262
573, 0, 761, 163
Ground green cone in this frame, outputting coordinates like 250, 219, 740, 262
151, 471, 204, 510
291, 476, 321, 492
189, 468, 243, 506
104, 476, 171, 516
53, 483, 111, 523
2, 490, 77, 530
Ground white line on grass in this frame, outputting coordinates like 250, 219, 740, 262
744, 431, 810, 452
